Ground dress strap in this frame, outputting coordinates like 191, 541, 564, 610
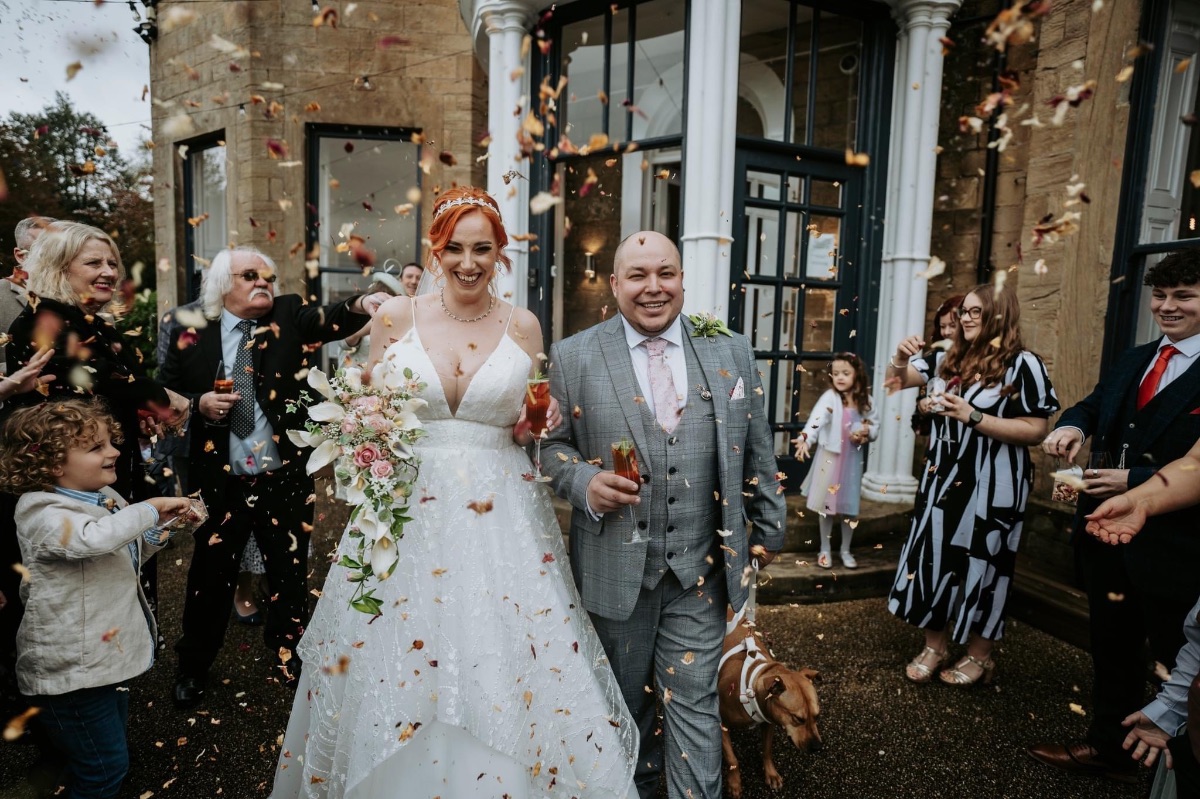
407, 294, 419, 337
502, 302, 516, 335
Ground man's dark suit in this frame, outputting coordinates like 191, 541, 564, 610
1057, 339, 1200, 759
158, 294, 368, 680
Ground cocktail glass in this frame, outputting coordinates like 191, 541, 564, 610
525, 378, 552, 483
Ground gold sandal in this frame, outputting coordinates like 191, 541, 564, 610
904, 646, 947, 683
939, 654, 996, 687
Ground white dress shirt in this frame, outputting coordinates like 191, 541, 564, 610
1139, 332, 1200, 393
619, 314, 689, 416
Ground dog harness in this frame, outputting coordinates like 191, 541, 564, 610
719, 633, 774, 725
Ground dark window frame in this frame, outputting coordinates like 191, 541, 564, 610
728, 0, 895, 483
304, 123, 423, 305
529, 0, 691, 333
1104, 0, 1200, 370
179, 130, 227, 304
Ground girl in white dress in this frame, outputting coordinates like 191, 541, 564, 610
793, 353, 878, 569
270, 188, 637, 799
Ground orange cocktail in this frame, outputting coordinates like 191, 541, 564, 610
525, 378, 550, 437
611, 440, 640, 486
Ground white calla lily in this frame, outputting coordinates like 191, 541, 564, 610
308, 401, 345, 423
369, 536, 398, 580
305, 438, 341, 474
389, 438, 414, 461
393, 398, 428, 431
287, 428, 326, 448
342, 367, 364, 391
307, 368, 335, 399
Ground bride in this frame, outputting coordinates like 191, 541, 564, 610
270, 187, 637, 799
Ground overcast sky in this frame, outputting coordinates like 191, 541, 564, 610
0, 0, 152, 158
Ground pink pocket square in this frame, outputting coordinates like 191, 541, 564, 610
729, 377, 745, 400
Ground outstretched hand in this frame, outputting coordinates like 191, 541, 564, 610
1084, 495, 1148, 545
0, 347, 55, 401
1122, 711, 1172, 770
1042, 427, 1084, 462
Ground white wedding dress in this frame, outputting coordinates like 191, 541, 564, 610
271, 317, 637, 799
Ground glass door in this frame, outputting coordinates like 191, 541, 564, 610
730, 147, 865, 484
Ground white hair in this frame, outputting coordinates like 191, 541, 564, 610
14, 216, 56, 250
201, 246, 277, 320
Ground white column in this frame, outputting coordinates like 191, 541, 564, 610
479, 1, 534, 308
680, 0, 740, 321
861, 0, 962, 503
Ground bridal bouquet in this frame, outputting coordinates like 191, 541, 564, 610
287, 364, 427, 616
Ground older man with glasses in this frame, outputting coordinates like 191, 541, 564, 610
158, 246, 389, 709
1, 217, 56, 373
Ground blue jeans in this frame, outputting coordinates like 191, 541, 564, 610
33, 682, 130, 799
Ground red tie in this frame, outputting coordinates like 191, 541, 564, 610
1136, 345, 1180, 410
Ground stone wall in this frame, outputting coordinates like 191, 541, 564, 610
927, 0, 1142, 498
150, 0, 487, 311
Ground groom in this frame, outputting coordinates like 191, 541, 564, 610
543, 231, 786, 798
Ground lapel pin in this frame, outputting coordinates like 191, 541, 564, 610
696, 384, 713, 401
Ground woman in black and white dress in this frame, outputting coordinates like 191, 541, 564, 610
885, 284, 1059, 686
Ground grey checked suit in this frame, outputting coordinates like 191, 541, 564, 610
543, 314, 786, 799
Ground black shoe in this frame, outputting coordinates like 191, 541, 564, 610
172, 675, 207, 709
1027, 741, 1139, 784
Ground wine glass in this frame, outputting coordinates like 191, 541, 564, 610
927, 377, 947, 413
1087, 451, 1111, 477
611, 439, 646, 544
525, 377, 552, 483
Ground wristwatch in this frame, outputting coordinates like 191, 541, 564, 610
967, 409, 984, 428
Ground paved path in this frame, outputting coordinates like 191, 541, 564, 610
1, 493, 1155, 799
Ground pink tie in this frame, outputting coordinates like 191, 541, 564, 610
643, 337, 679, 433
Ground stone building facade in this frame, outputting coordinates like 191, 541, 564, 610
147, 0, 1199, 572
149, 0, 486, 310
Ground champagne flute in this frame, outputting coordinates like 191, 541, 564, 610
525, 377, 552, 483
611, 439, 646, 544
213, 360, 233, 395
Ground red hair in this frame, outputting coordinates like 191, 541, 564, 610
428, 187, 511, 271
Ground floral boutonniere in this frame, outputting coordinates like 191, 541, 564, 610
688, 312, 733, 339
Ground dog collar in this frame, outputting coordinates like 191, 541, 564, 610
719, 634, 774, 726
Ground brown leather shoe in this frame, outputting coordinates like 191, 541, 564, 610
1026, 741, 1139, 784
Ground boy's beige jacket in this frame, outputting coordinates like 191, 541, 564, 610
15, 488, 162, 696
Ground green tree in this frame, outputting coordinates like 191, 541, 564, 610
0, 92, 155, 284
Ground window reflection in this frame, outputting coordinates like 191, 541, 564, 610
185, 140, 227, 300
738, 2, 863, 150
310, 133, 420, 313
552, 147, 681, 339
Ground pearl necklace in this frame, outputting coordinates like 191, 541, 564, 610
440, 288, 495, 323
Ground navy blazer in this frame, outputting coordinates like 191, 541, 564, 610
157, 294, 368, 510
1057, 340, 1200, 601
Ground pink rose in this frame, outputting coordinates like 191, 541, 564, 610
351, 395, 381, 413
353, 442, 382, 468
370, 459, 394, 479
341, 417, 360, 435
365, 414, 393, 435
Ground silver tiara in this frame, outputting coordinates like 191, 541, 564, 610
433, 196, 497, 220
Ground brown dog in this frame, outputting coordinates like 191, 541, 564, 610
718, 609, 822, 798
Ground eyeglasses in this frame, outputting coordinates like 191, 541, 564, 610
233, 270, 277, 284
957, 306, 983, 320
